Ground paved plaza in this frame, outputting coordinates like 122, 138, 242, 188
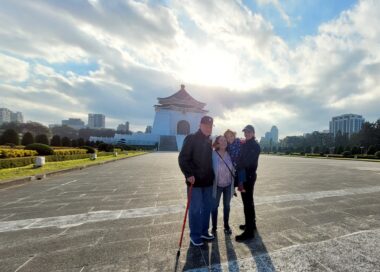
0, 153, 379, 271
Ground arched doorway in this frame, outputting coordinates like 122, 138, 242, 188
177, 120, 190, 135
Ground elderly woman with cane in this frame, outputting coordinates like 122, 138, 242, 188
211, 135, 235, 235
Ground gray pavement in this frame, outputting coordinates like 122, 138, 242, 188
0, 153, 379, 272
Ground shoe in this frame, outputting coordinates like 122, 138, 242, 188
235, 231, 254, 242
190, 238, 204, 246
224, 227, 232, 235
239, 224, 257, 231
201, 233, 215, 240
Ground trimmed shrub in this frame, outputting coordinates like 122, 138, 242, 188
0, 129, 19, 145
0, 157, 35, 169
326, 154, 343, 158
367, 145, 376, 155
71, 139, 78, 147
50, 135, 61, 146
80, 146, 96, 154
97, 152, 115, 157
35, 134, 49, 145
0, 149, 38, 158
342, 151, 352, 157
78, 138, 85, 146
45, 154, 90, 162
98, 143, 114, 152
21, 132, 34, 146
351, 146, 360, 155
62, 137, 71, 147
335, 146, 344, 154
25, 143, 54, 155
375, 151, 380, 158
53, 149, 87, 155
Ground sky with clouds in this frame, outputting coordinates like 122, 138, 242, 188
1, 0, 379, 139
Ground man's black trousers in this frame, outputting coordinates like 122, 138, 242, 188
241, 180, 256, 234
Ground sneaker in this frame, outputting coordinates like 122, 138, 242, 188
190, 238, 204, 246
235, 231, 254, 242
201, 233, 215, 240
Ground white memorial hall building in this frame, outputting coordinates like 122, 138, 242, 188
90, 85, 209, 151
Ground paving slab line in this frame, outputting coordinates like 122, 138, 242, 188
0, 152, 148, 190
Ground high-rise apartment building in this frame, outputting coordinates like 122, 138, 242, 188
88, 114, 105, 129
0, 108, 11, 125
270, 126, 279, 144
329, 114, 364, 137
259, 125, 279, 149
0, 108, 23, 124
116, 121, 130, 133
62, 118, 85, 130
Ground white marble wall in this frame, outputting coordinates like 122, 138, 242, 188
152, 109, 203, 136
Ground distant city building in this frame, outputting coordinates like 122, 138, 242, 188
0, 108, 23, 124
62, 118, 85, 130
260, 125, 279, 149
329, 114, 364, 137
116, 121, 130, 133
88, 114, 105, 129
270, 126, 279, 143
0, 108, 11, 125
145, 125, 152, 134
48, 124, 60, 129
11, 112, 23, 123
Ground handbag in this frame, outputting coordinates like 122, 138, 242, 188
215, 151, 238, 187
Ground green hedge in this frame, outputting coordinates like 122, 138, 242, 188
80, 146, 96, 154
97, 152, 114, 157
45, 154, 90, 162
25, 143, 54, 155
0, 152, 117, 169
0, 157, 35, 169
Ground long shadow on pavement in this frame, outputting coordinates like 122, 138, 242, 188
182, 244, 208, 271
225, 234, 240, 271
242, 230, 276, 272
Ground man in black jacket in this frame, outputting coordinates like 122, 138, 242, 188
236, 124, 261, 242
178, 116, 215, 246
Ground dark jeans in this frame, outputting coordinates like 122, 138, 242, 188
241, 180, 256, 234
211, 186, 232, 229
188, 186, 213, 242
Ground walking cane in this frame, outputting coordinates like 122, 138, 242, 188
174, 182, 194, 271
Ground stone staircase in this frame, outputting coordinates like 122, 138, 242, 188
158, 135, 178, 151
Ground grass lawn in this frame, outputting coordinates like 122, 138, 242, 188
0, 151, 147, 183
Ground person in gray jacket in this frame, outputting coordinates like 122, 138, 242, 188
211, 135, 235, 235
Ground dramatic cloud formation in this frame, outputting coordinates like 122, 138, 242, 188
0, 0, 379, 138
